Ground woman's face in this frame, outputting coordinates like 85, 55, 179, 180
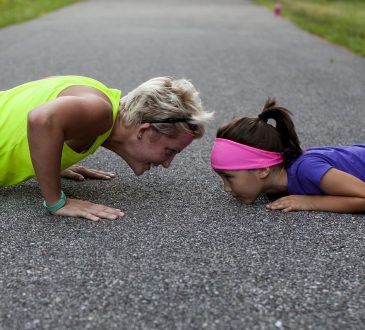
215, 169, 264, 204
126, 128, 194, 176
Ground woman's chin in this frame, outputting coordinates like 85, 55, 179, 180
234, 195, 255, 204
132, 167, 146, 176
132, 164, 151, 176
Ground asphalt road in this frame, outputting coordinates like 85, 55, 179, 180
1, 0, 365, 329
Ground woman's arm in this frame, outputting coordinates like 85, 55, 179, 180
266, 168, 365, 213
28, 95, 124, 220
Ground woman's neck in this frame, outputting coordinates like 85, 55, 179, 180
102, 119, 130, 154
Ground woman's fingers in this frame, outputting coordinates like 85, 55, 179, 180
81, 169, 115, 179
62, 165, 115, 180
60, 168, 85, 180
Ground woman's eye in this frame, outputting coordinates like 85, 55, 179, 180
166, 148, 178, 156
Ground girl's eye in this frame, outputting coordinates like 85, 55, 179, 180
223, 175, 233, 180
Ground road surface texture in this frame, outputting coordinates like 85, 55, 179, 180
1, 0, 365, 329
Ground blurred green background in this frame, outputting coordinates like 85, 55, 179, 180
1, 0, 364, 57
253, 0, 365, 57
0, 0, 82, 29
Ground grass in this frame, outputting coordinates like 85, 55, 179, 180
252, 0, 365, 57
0, 0, 83, 29
1, 0, 364, 58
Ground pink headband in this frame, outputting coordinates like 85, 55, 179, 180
211, 138, 284, 170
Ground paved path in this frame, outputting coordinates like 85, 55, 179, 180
1, 0, 365, 329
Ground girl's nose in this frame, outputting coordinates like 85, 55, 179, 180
223, 182, 232, 192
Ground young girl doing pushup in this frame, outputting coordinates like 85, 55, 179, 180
211, 98, 365, 213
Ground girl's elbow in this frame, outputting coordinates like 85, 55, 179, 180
342, 197, 365, 213
354, 198, 365, 213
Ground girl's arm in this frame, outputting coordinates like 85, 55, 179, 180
266, 168, 365, 213
28, 95, 124, 221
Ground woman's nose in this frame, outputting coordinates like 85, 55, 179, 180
162, 155, 175, 168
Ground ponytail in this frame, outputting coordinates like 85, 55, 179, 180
216, 97, 303, 167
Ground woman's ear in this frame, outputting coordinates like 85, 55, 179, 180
136, 123, 151, 139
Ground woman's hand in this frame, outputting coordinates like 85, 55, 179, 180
53, 198, 124, 221
61, 165, 115, 181
266, 195, 315, 212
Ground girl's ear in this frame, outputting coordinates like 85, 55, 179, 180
256, 168, 270, 179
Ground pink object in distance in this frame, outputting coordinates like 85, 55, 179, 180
210, 138, 284, 170
274, 3, 282, 16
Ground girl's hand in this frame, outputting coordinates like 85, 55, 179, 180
61, 165, 115, 181
53, 198, 124, 221
266, 195, 315, 212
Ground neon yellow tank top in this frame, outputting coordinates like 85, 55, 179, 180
0, 76, 122, 187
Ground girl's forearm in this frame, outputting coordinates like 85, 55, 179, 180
307, 195, 365, 213
267, 194, 365, 213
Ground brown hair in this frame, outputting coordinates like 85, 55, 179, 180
216, 97, 303, 167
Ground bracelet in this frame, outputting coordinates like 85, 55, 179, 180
43, 191, 67, 213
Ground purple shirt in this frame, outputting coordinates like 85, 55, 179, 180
287, 145, 365, 195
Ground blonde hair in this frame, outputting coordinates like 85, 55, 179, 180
119, 77, 213, 138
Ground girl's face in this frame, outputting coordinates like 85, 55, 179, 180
215, 170, 265, 204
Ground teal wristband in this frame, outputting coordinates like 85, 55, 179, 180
43, 191, 67, 213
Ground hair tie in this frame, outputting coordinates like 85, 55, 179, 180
257, 113, 267, 122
